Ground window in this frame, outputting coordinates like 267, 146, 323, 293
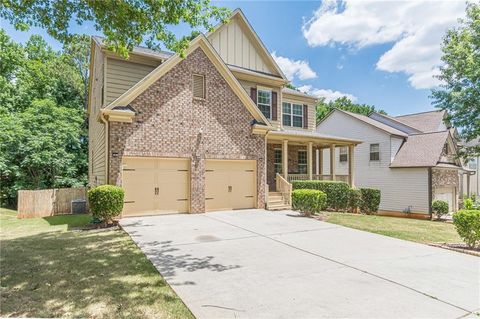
282, 102, 303, 128
468, 158, 477, 170
257, 89, 271, 119
370, 143, 380, 161
298, 150, 307, 174
340, 147, 348, 162
193, 74, 205, 99
274, 149, 282, 174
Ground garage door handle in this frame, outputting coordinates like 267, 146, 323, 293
228, 186, 232, 192
154, 187, 159, 195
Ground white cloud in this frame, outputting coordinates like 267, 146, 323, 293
302, 0, 467, 89
298, 85, 357, 102
271, 52, 317, 81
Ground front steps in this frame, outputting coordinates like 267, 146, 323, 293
266, 192, 291, 210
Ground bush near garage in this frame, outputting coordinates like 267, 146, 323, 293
292, 180, 350, 211
347, 188, 362, 213
452, 210, 480, 248
292, 189, 327, 217
432, 200, 449, 220
88, 185, 125, 223
359, 188, 381, 215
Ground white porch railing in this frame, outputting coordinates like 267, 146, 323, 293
287, 174, 350, 184
276, 173, 292, 206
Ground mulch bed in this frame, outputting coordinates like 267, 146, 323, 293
429, 243, 480, 257
78, 220, 120, 232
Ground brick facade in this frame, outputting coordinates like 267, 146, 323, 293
432, 168, 459, 188
108, 47, 266, 213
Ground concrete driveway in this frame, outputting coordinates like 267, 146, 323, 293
120, 209, 479, 319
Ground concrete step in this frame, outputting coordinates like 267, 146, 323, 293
268, 195, 283, 202
267, 204, 291, 211
268, 200, 285, 206
269, 192, 282, 196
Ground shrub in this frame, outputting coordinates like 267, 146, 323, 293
292, 180, 349, 211
292, 189, 327, 217
432, 200, 449, 220
464, 198, 474, 210
359, 188, 381, 215
452, 210, 480, 248
88, 185, 125, 222
348, 188, 362, 213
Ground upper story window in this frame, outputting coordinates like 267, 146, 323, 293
339, 147, 348, 162
298, 150, 307, 174
468, 158, 477, 170
257, 89, 271, 119
282, 102, 303, 128
193, 74, 205, 99
370, 143, 380, 161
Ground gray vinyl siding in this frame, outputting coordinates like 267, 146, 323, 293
105, 58, 158, 104
317, 110, 430, 214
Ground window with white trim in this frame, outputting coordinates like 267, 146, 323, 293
257, 89, 271, 119
282, 102, 303, 128
298, 150, 307, 174
274, 148, 282, 174
370, 143, 380, 161
468, 158, 477, 170
340, 147, 348, 162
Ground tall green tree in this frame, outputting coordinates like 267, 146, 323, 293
0, 31, 88, 207
1, 0, 230, 56
316, 96, 386, 123
432, 2, 480, 157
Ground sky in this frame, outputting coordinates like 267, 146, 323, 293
0, 0, 469, 116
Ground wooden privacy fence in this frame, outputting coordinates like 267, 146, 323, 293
17, 187, 87, 218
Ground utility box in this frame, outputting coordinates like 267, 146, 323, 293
71, 199, 87, 214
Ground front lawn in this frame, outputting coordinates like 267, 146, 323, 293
324, 212, 462, 244
0, 208, 193, 319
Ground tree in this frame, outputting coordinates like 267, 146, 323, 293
432, 2, 480, 157
1, 0, 231, 57
316, 96, 386, 123
0, 31, 88, 207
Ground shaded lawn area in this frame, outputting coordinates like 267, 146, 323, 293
0, 208, 193, 319
324, 212, 462, 244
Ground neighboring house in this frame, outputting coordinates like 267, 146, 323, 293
461, 138, 479, 198
88, 9, 360, 217
316, 109, 463, 218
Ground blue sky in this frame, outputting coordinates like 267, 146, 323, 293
1, 1, 467, 116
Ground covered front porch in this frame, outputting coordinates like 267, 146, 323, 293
266, 130, 361, 192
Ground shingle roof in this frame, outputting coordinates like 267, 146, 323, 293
394, 110, 446, 133
336, 109, 408, 137
390, 131, 450, 168
282, 87, 317, 99
270, 128, 362, 144
92, 36, 173, 60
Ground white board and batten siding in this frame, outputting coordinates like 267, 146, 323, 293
317, 110, 430, 214
207, 17, 277, 75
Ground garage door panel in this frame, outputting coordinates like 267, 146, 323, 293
122, 157, 190, 216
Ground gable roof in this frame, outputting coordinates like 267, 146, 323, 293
205, 8, 287, 81
369, 112, 423, 134
390, 131, 452, 168
394, 110, 446, 133
328, 109, 408, 137
103, 34, 272, 126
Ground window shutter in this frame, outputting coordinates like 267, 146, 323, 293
250, 87, 257, 104
271, 92, 278, 121
303, 104, 308, 129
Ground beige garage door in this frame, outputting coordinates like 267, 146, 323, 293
122, 157, 190, 216
205, 160, 257, 211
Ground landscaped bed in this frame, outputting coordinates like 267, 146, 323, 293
0, 208, 193, 319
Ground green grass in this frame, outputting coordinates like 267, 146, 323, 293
324, 212, 462, 244
0, 208, 193, 319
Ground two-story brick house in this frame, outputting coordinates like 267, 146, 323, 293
88, 9, 360, 216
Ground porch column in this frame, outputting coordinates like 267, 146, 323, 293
308, 142, 313, 180
348, 144, 355, 187
282, 139, 288, 180
330, 144, 336, 181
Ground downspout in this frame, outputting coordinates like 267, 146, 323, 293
428, 167, 433, 220
100, 111, 109, 184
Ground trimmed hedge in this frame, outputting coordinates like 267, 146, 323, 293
88, 185, 125, 222
292, 180, 349, 211
292, 189, 327, 217
359, 188, 381, 214
348, 188, 362, 213
432, 200, 449, 220
452, 210, 480, 248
